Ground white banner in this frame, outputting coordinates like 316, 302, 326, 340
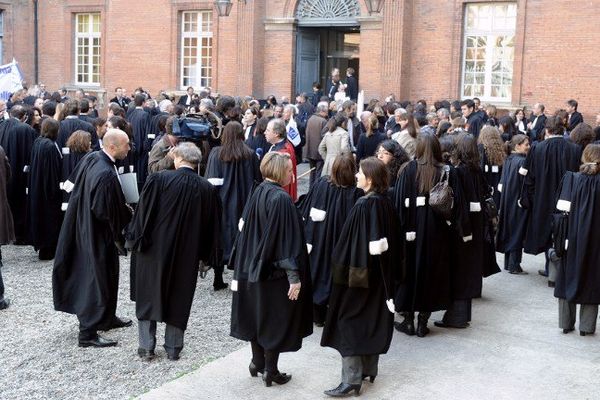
0, 59, 23, 101
286, 118, 301, 147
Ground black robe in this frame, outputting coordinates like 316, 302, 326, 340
244, 130, 270, 161
554, 172, 600, 304
26, 137, 63, 250
128, 108, 152, 190
230, 181, 313, 352
321, 192, 401, 357
496, 153, 528, 253
204, 147, 261, 264
0, 118, 37, 242
57, 117, 99, 151
452, 164, 499, 299
520, 136, 582, 254
52, 151, 132, 329
392, 161, 460, 312
126, 168, 221, 330
297, 176, 363, 306
478, 144, 502, 207
60, 150, 88, 210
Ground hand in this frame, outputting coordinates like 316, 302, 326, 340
287, 282, 301, 301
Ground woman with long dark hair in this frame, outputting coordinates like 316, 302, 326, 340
496, 134, 530, 274
375, 140, 410, 189
319, 113, 351, 176
435, 134, 499, 329
230, 151, 312, 388
298, 154, 364, 326
322, 157, 401, 397
393, 134, 459, 337
26, 118, 63, 260
391, 109, 418, 159
206, 121, 261, 290
245, 116, 270, 160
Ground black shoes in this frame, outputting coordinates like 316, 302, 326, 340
394, 320, 415, 336
98, 317, 133, 331
249, 361, 264, 377
434, 320, 469, 329
362, 374, 376, 383
416, 321, 430, 338
509, 268, 528, 275
548, 281, 555, 288
263, 371, 292, 387
137, 347, 155, 361
538, 269, 548, 277
562, 328, 574, 334
324, 382, 362, 397
213, 282, 228, 291
78, 335, 118, 348
0, 299, 10, 310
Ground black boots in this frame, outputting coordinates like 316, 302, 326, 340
324, 382, 361, 397
394, 313, 415, 336
416, 314, 430, 337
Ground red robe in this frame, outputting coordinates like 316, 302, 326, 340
271, 139, 297, 201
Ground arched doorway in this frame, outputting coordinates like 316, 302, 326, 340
294, 0, 361, 96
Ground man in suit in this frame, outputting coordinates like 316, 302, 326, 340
461, 99, 484, 138
566, 99, 583, 131
326, 68, 341, 101
345, 68, 358, 102
342, 100, 361, 152
110, 87, 130, 109
527, 103, 547, 142
177, 86, 195, 107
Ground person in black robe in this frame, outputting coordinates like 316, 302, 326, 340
26, 119, 63, 260
205, 121, 261, 290
107, 116, 136, 175
321, 157, 401, 397
461, 99, 484, 138
496, 134, 530, 274
0, 145, 15, 309
127, 143, 221, 361
297, 154, 364, 326
393, 134, 462, 337
230, 151, 312, 388
375, 140, 410, 192
436, 134, 499, 329
60, 130, 92, 211
53, 129, 133, 348
127, 94, 152, 190
245, 116, 270, 161
0, 105, 37, 243
478, 126, 505, 207
57, 99, 99, 151
553, 146, 600, 335
344, 68, 358, 102
520, 116, 582, 281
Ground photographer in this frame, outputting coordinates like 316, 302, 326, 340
148, 116, 179, 173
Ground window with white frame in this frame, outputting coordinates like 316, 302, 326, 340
462, 3, 516, 102
180, 11, 213, 89
75, 13, 101, 85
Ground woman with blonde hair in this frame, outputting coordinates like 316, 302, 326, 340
478, 126, 506, 206
356, 114, 386, 162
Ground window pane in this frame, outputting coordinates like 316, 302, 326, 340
181, 11, 212, 89
75, 13, 101, 84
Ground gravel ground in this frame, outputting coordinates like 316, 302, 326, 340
0, 165, 311, 400
0, 246, 243, 400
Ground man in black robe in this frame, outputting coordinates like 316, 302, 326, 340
127, 94, 152, 191
127, 143, 221, 361
53, 129, 133, 348
0, 104, 37, 244
461, 99, 483, 138
57, 99, 99, 151
526, 103, 547, 142
78, 98, 96, 125
520, 116, 582, 280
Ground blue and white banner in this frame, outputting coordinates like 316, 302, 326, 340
286, 118, 301, 147
0, 59, 23, 101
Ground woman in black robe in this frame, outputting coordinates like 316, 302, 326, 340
375, 140, 410, 190
321, 157, 402, 397
478, 126, 506, 207
245, 116, 271, 161
205, 121, 262, 290
496, 134, 530, 274
554, 144, 600, 335
61, 130, 92, 210
229, 151, 312, 388
393, 134, 462, 337
26, 118, 63, 260
436, 134, 500, 329
297, 154, 363, 326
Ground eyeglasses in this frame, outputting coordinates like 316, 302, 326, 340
376, 150, 392, 156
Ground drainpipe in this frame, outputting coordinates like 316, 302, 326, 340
33, 0, 39, 84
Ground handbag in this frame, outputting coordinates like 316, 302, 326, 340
552, 212, 569, 258
429, 165, 454, 220
483, 197, 498, 236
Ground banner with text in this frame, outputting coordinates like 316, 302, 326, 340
0, 59, 23, 101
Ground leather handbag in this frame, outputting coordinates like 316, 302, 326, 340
429, 165, 454, 220
552, 212, 569, 258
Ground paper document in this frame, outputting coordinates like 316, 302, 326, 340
119, 173, 139, 204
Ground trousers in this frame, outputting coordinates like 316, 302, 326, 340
250, 341, 280, 374
341, 355, 379, 385
442, 299, 472, 325
558, 299, 598, 334
138, 319, 185, 357
504, 249, 523, 271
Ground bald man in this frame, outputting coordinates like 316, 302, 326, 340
53, 128, 133, 348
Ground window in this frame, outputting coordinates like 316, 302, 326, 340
462, 3, 516, 102
180, 11, 213, 89
75, 13, 101, 85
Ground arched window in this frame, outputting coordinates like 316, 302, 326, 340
295, 0, 361, 26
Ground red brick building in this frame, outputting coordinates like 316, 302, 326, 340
1, 0, 598, 118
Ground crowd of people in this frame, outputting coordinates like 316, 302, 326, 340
0, 74, 599, 397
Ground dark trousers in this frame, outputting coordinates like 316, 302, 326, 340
213, 264, 224, 287
313, 303, 327, 325
138, 319, 184, 357
504, 249, 523, 271
0, 247, 5, 304
308, 159, 324, 188
404, 311, 431, 323
442, 299, 472, 325
558, 299, 598, 333
251, 341, 280, 374
341, 355, 379, 385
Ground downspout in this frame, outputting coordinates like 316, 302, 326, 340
33, 0, 39, 84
